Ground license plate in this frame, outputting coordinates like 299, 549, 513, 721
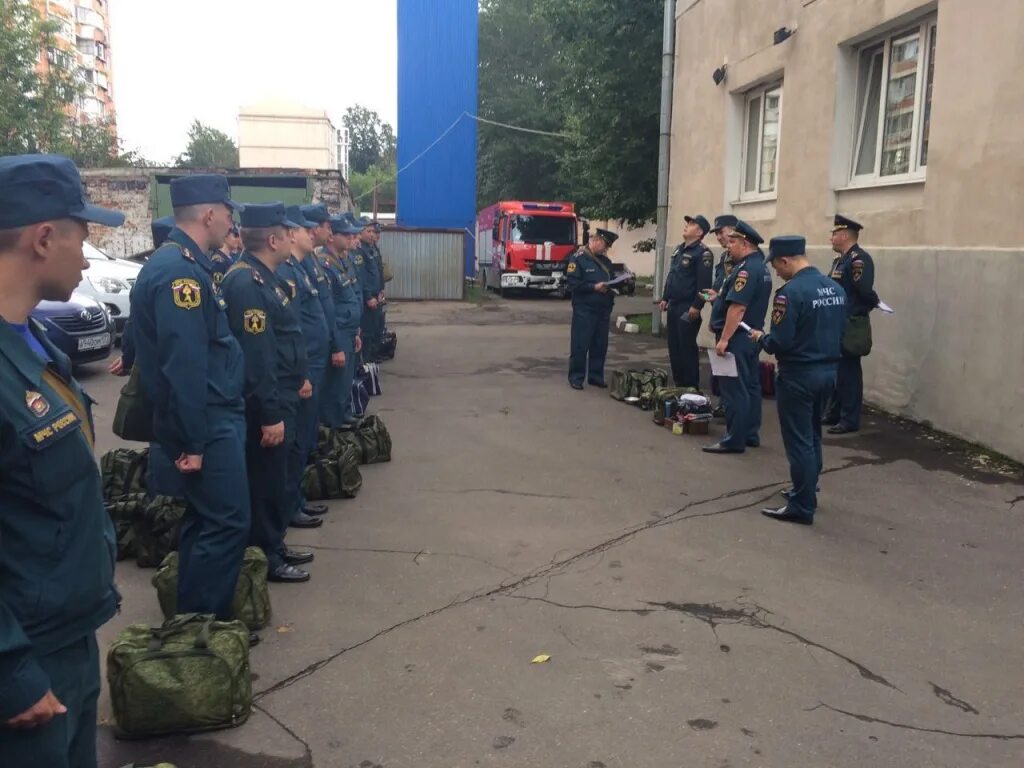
78, 332, 110, 352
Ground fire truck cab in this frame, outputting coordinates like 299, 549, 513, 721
476, 201, 582, 296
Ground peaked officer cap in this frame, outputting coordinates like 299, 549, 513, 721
832, 214, 863, 233
594, 228, 619, 246
684, 214, 710, 236
729, 219, 764, 245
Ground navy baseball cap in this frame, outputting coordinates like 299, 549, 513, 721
767, 236, 806, 261
300, 203, 330, 224
170, 174, 243, 212
239, 203, 298, 229
684, 214, 710, 236
728, 219, 764, 245
285, 205, 315, 229
151, 215, 175, 247
0, 154, 125, 229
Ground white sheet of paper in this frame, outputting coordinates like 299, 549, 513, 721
708, 351, 738, 377
605, 272, 634, 287
877, 301, 895, 314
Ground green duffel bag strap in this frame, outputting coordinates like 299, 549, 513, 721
146, 613, 215, 652
113, 365, 155, 443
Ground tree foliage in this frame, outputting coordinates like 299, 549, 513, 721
477, 0, 663, 226
0, 0, 81, 155
343, 105, 397, 175
349, 161, 397, 215
176, 120, 239, 168
69, 119, 148, 168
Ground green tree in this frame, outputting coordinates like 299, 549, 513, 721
0, 0, 82, 155
68, 119, 148, 168
349, 161, 397, 214
343, 105, 396, 175
176, 120, 238, 168
477, 0, 569, 209
476, 0, 662, 226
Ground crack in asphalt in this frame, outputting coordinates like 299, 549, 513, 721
254, 479, 782, 701
1007, 495, 1024, 509
253, 702, 314, 767
505, 595, 654, 616
253, 462, 894, 704
930, 682, 980, 715
421, 487, 590, 501
649, 600, 902, 692
810, 703, 1024, 741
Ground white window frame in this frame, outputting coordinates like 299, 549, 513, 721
850, 16, 936, 185
739, 82, 783, 201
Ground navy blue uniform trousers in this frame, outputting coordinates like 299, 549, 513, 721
569, 303, 610, 385
718, 333, 763, 450
827, 353, 863, 430
174, 408, 250, 621
290, 364, 326, 519
247, 394, 299, 571
776, 366, 837, 518
0, 635, 100, 768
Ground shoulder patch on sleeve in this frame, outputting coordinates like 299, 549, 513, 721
772, 294, 788, 325
171, 278, 201, 309
852, 260, 865, 281
243, 309, 267, 334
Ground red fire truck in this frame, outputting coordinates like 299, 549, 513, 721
476, 201, 583, 296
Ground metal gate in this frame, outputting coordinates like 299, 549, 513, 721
379, 228, 465, 300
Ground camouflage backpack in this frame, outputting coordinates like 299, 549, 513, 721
101, 448, 149, 500
153, 546, 271, 631
134, 496, 186, 568
105, 492, 148, 561
107, 613, 251, 739
354, 414, 392, 464
302, 443, 363, 500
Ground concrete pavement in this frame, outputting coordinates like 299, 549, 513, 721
91, 294, 1024, 768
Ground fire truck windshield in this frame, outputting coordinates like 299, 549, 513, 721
509, 215, 576, 246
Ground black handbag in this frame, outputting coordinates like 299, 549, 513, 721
842, 315, 873, 357
112, 365, 155, 442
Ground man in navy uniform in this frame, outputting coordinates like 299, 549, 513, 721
703, 219, 772, 453
659, 214, 714, 389
567, 228, 619, 390
131, 174, 251, 617
710, 215, 738, 292
751, 237, 846, 525
355, 217, 385, 361
278, 206, 331, 529
222, 203, 314, 582
0, 154, 123, 768
301, 204, 348, 389
824, 214, 878, 434
209, 224, 239, 285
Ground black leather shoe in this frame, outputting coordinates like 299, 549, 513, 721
303, 504, 328, 516
588, 380, 608, 388
570, 382, 584, 390
283, 549, 314, 566
249, 632, 261, 648
702, 442, 745, 454
781, 486, 820, 500
761, 505, 813, 525
289, 512, 323, 529
827, 425, 857, 435
821, 417, 839, 427
746, 438, 761, 448
268, 564, 311, 583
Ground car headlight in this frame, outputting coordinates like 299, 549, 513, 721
91, 276, 130, 294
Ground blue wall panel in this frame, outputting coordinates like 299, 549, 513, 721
397, 0, 479, 276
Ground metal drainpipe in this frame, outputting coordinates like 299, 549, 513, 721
652, 0, 676, 336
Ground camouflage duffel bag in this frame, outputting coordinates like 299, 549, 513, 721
354, 414, 392, 464
101, 447, 149, 500
317, 424, 362, 457
609, 369, 634, 401
153, 546, 271, 631
302, 443, 363, 500
107, 613, 252, 739
636, 368, 670, 410
134, 495, 186, 568
105, 492, 148, 561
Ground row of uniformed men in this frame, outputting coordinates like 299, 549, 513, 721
127, 173, 390, 601
656, 212, 879, 524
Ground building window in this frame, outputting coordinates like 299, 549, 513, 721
852, 17, 936, 182
740, 82, 782, 199
95, 41, 106, 61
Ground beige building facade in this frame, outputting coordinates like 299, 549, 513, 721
239, 102, 345, 172
668, 0, 1024, 462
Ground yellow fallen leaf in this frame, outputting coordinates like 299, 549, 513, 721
276, 624, 294, 634
531, 654, 551, 664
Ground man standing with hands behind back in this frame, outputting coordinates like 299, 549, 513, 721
659, 214, 714, 389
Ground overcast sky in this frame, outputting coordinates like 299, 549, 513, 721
110, 0, 398, 163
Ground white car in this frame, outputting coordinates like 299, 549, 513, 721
77, 242, 141, 336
